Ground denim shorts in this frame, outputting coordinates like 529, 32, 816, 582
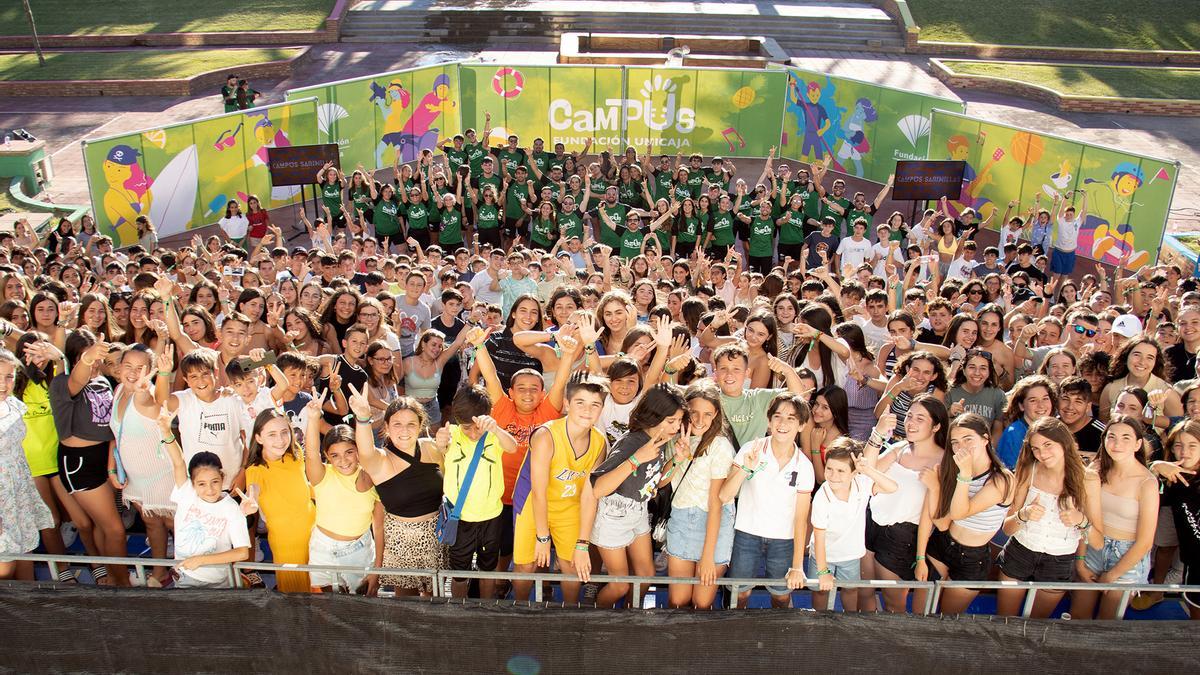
308, 527, 375, 593
806, 556, 861, 582
665, 504, 735, 565
1085, 536, 1150, 583
926, 528, 991, 581
592, 494, 650, 549
729, 530, 795, 596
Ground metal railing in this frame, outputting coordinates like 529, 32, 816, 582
5, 552, 1197, 620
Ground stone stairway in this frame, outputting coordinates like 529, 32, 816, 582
341, 0, 907, 53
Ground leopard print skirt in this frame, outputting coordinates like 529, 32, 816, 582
381, 514, 446, 593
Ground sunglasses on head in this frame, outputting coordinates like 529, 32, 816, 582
965, 348, 993, 361
1072, 324, 1098, 337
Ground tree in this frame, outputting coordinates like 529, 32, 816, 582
22, 0, 46, 67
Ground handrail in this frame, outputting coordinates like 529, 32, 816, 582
5, 552, 1197, 619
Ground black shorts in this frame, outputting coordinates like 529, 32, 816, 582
926, 528, 991, 581
749, 255, 773, 275
477, 227, 502, 249
777, 242, 803, 264
448, 513, 504, 577
409, 228, 431, 248
499, 504, 515, 558
706, 244, 729, 260
866, 515, 918, 581
674, 241, 695, 260
996, 536, 1073, 583
59, 441, 109, 494
504, 216, 527, 240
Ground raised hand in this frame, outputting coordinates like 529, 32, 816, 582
652, 315, 673, 348
874, 413, 898, 440
327, 362, 343, 393
346, 382, 371, 420
434, 425, 451, 452
1021, 494, 1047, 522
304, 388, 328, 417
464, 325, 493, 348
472, 415, 499, 434
952, 447, 973, 477
634, 426, 674, 464
234, 486, 259, 517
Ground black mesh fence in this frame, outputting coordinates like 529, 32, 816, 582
0, 584, 1190, 673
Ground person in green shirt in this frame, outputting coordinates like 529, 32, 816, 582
494, 135, 528, 181
647, 198, 679, 252
472, 157, 504, 210
704, 157, 735, 194
670, 166, 694, 204
823, 173, 894, 238
524, 200, 559, 251
504, 166, 536, 245
701, 193, 737, 259
590, 185, 628, 249
442, 134, 469, 178
400, 173, 432, 249
679, 153, 706, 198
586, 161, 611, 198
557, 194, 585, 242
437, 191, 466, 248
468, 181, 503, 249
316, 162, 347, 229
776, 189, 809, 270
347, 163, 377, 227
818, 174, 853, 236
776, 164, 822, 237
604, 209, 671, 260
673, 197, 704, 260
738, 186, 777, 275
463, 111, 493, 176
641, 145, 676, 201
220, 74, 239, 113
373, 183, 403, 252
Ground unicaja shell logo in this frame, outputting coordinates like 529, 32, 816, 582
549, 76, 696, 133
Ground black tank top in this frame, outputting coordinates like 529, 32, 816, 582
375, 441, 443, 517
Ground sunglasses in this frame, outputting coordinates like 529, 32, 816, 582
965, 348, 993, 361
1072, 324, 1098, 338
968, 289, 983, 295
213, 122, 244, 151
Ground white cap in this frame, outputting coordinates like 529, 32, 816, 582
1111, 314, 1143, 339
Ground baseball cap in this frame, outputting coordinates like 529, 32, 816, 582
1111, 314, 1143, 339
106, 144, 139, 165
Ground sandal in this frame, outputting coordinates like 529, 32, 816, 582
1130, 591, 1164, 611
92, 566, 114, 587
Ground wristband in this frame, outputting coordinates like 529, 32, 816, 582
536, 534, 551, 544
107, 469, 117, 475
355, 415, 372, 425
818, 569, 832, 576
158, 370, 171, 376
575, 543, 589, 552
1074, 555, 1086, 561
914, 555, 926, 561
576, 539, 590, 545
627, 455, 641, 470
955, 474, 971, 484
1016, 509, 1028, 523
161, 435, 177, 445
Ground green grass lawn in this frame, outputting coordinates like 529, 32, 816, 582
0, 48, 303, 81
0, 0, 336, 36
909, 1, 1200, 51
942, 61, 1200, 100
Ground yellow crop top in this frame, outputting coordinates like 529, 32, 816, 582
313, 467, 379, 538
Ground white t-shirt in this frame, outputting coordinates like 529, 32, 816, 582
836, 237, 872, 269
809, 474, 874, 563
853, 315, 891, 354
241, 387, 279, 425
1001, 226, 1023, 246
1055, 216, 1082, 251
171, 483, 250, 585
871, 241, 903, 277
945, 256, 978, 280
598, 394, 641, 447
470, 269, 503, 305
219, 215, 249, 239
671, 436, 735, 510
174, 390, 248, 490
732, 438, 814, 540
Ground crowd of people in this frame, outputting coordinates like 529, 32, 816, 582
1, 131, 1198, 620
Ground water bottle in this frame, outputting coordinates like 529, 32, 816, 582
3, 135, 9, 146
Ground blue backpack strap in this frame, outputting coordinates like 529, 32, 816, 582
449, 432, 488, 519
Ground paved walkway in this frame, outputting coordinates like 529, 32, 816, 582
3, 42, 1198, 233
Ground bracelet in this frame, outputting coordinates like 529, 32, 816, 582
536, 534, 551, 544
575, 543, 589, 552
1076, 517, 1090, 531
663, 365, 678, 375
955, 474, 971, 484
817, 569, 832, 576
1016, 509, 1028, 523
914, 555, 926, 561
107, 469, 117, 475
355, 416, 372, 424
161, 435, 177, 445
786, 568, 803, 574
1074, 555, 1086, 561
576, 539, 590, 545
158, 370, 171, 376
584, 344, 595, 353
739, 463, 754, 475
627, 456, 641, 470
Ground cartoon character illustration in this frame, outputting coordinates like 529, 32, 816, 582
787, 75, 832, 160
375, 74, 455, 166
100, 144, 153, 244
833, 97, 877, 177
1077, 162, 1150, 268
216, 107, 297, 202
943, 135, 1002, 221
1042, 159, 1073, 199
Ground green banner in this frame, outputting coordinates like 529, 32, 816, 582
778, 66, 964, 184
83, 98, 317, 247
928, 109, 1178, 269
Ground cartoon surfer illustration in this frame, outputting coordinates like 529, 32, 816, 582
216, 107, 296, 201
100, 144, 153, 244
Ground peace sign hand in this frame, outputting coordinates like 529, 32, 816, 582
634, 427, 673, 463
304, 388, 328, 416
346, 382, 372, 420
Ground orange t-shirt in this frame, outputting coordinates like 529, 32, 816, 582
492, 394, 563, 504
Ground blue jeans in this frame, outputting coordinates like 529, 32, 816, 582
664, 504, 735, 565
729, 530, 794, 596
1085, 536, 1150, 583
806, 556, 861, 582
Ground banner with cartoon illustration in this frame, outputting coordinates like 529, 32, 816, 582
928, 108, 1178, 269
82, 98, 318, 247
287, 64, 461, 173
777, 66, 965, 185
